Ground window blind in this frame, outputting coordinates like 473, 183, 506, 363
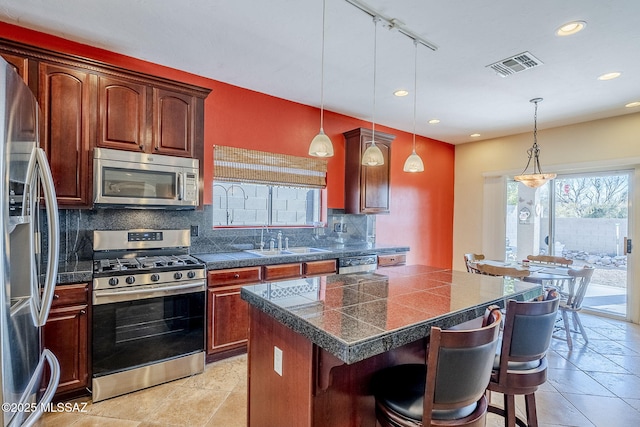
214, 145, 327, 188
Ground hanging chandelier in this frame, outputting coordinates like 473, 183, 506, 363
403, 40, 424, 173
514, 98, 556, 188
361, 16, 384, 166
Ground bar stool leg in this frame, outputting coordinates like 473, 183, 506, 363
525, 393, 538, 427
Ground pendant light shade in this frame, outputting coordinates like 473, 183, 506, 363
514, 98, 556, 188
362, 17, 384, 166
403, 40, 424, 173
309, 0, 334, 158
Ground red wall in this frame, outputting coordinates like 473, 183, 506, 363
0, 21, 455, 268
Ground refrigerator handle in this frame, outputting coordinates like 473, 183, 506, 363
11, 349, 61, 427
29, 148, 60, 326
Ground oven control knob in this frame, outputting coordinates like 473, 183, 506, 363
150, 273, 160, 282
187, 271, 196, 279
174, 272, 183, 280
126, 276, 135, 285
108, 278, 119, 286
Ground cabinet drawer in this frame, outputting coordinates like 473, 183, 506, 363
208, 266, 262, 287
304, 260, 337, 276
51, 283, 89, 308
377, 253, 407, 267
263, 263, 303, 281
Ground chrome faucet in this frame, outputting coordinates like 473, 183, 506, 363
277, 231, 283, 251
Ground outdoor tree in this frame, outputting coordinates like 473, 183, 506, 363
555, 175, 628, 218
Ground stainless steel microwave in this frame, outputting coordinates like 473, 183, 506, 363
93, 148, 199, 209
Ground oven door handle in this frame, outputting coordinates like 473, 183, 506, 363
94, 281, 205, 299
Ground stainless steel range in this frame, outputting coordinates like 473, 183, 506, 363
91, 229, 206, 402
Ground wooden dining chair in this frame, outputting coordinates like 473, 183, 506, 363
372, 309, 502, 427
526, 254, 573, 267
487, 296, 560, 427
464, 253, 485, 273
475, 263, 530, 279
553, 266, 595, 349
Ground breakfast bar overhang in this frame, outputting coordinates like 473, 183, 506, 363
241, 265, 542, 427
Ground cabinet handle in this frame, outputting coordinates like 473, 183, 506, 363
154, 146, 159, 151
80, 309, 86, 315
139, 144, 144, 150
53, 294, 60, 299
233, 273, 240, 278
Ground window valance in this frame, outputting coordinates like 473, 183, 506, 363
213, 145, 327, 188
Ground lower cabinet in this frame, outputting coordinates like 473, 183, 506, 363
206, 259, 337, 361
377, 253, 407, 267
42, 283, 90, 399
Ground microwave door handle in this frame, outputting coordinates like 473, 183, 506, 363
29, 148, 60, 327
177, 172, 184, 200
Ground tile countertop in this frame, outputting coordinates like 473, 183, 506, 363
193, 244, 409, 270
241, 265, 542, 365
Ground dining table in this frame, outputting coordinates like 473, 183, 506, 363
472, 259, 573, 289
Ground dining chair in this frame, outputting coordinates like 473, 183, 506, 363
372, 309, 502, 427
487, 296, 560, 427
475, 263, 530, 279
553, 266, 595, 349
464, 253, 485, 273
526, 254, 573, 267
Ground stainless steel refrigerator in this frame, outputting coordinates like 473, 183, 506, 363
0, 57, 60, 426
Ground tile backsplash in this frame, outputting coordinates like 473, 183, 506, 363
60, 207, 374, 261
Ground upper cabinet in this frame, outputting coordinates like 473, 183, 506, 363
343, 128, 395, 214
1, 39, 210, 208
39, 61, 96, 207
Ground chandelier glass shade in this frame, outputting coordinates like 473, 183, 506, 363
513, 98, 556, 188
309, 0, 334, 158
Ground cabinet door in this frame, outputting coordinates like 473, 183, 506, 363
152, 88, 195, 157
97, 75, 149, 152
304, 259, 337, 276
207, 285, 249, 354
263, 263, 303, 281
43, 283, 89, 397
39, 62, 95, 208
1, 52, 29, 83
343, 128, 395, 214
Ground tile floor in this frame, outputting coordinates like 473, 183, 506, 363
36, 311, 640, 427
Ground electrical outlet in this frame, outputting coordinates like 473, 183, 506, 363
274, 346, 283, 376
190, 225, 199, 237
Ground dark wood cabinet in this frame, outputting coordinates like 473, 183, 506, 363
43, 283, 90, 399
263, 262, 303, 281
97, 75, 149, 152
39, 61, 95, 208
1, 40, 210, 209
303, 259, 337, 276
207, 266, 262, 360
377, 252, 407, 267
152, 87, 197, 157
343, 128, 395, 214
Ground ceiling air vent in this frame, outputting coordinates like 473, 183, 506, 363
487, 52, 543, 77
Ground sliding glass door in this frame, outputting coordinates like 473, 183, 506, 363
506, 171, 631, 318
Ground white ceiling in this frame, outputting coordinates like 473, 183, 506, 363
1, 0, 639, 144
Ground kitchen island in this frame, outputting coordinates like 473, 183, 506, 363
240, 265, 542, 427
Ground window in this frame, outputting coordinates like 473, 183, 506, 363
212, 181, 321, 227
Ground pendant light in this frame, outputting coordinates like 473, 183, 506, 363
403, 40, 425, 173
361, 16, 384, 166
514, 98, 556, 188
308, 0, 334, 157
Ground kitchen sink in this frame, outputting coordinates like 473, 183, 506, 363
244, 247, 331, 257
284, 247, 331, 254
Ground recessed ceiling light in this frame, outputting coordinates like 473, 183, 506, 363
556, 21, 586, 36
470, 133, 481, 138
625, 101, 640, 108
597, 72, 621, 81
394, 89, 409, 97
428, 119, 440, 124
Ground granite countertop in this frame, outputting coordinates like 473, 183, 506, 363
56, 259, 94, 285
241, 265, 542, 365
193, 244, 409, 270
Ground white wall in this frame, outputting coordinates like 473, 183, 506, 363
453, 111, 640, 322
